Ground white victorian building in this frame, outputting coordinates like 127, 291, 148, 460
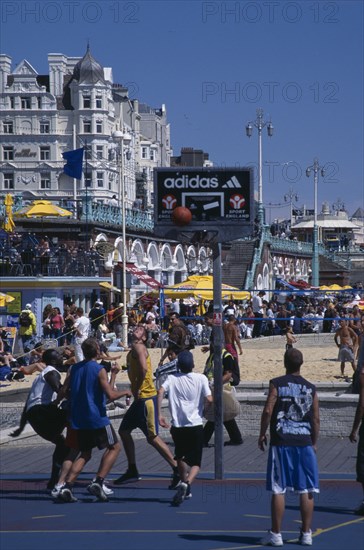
0, 47, 171, 210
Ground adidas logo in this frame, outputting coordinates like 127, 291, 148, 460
222, 176, 241, 189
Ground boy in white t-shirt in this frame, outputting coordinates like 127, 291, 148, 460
157, 350, 212, 506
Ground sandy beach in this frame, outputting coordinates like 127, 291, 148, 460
0, 333, 352, 395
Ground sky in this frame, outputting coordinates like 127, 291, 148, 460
1, 0, 363, 221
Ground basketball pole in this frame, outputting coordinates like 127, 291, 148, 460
213, 242, 224, 480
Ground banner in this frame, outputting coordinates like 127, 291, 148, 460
121, 263, 162, 290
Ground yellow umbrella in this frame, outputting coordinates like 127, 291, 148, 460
2, 194, 15, 232
0, 292, 15, 307
14, 200, 73, 218
142, 275, 250, 301
328, 284, 344, 290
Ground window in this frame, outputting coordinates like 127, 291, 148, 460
40, 146, 50, 160
84, 147, 92, 160
3, 146, 14, 160
96, 145, 103, 159
96, 120, 102, 134
141, 146, 148, 159
150, 149, 156, 161
96, 95, 102, 109
40, 172, 51, 190
83, 119, 91, 133
85, 172, 92, 187
4, 173, 14, 190
37, 97, 42, 109
97, 171, 104, 187
40, 121, 50, 134
21, 97, 31, 109
3, 121, 13, 134
10, 97, 15, 109
83, 95, 91, 108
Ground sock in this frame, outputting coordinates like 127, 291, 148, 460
129, 464, 138, 472
95, 476, 104, 486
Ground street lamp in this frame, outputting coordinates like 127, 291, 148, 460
305, 158, 325, 287
284, 187, 299, 227
112, 130, 132, 347
245, 108, 274, 224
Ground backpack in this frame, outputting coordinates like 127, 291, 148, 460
19, 311, 32, 328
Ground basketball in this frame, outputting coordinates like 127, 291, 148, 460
171, 206, 192, 226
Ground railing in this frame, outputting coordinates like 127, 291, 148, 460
82, 200, 154, 231
0, 249, 108, 278
0, 197, 154, 233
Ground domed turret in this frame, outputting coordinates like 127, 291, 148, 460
72, 45, 105, 84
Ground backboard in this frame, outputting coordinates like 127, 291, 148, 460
153, 167, 254, 243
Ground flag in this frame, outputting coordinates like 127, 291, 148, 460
159, 288, 165, 319
62, 148, 84, 180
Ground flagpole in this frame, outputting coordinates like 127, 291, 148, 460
72, 124, 77, 218
84, 139, 89, 260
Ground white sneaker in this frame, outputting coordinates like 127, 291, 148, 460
299, 529, 312, 546
260, 530, 283, 546
92, 478, 114, 496
172, 482, 188, 506
87, 482, 108, 502
51, 484, 64, 499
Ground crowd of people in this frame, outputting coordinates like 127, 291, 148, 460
0, 232, 103, 277
3, 285, 364, 533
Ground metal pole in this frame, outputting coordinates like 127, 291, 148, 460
312, 159, 319, 287
120, 141, 129, 347
72, 124, 77, 218
213, 242, 223, 480
257, 110, 263, 224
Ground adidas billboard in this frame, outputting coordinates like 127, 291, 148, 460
154, 167, 254, 241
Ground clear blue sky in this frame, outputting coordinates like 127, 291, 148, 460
1, 0, 363, 221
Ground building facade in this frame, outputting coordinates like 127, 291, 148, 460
0, 48, 171, 210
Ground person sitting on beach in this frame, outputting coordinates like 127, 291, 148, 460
334, 318, 358, 377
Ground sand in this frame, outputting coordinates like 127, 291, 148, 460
0, 333, 352, 394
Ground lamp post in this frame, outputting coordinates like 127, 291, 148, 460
112, 130, 132, 347
305, 158, 325, 287
284, 187, 299, 227
246, 108, 274, 225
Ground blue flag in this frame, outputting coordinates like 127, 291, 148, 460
63, 148, 84, 180
159, 287, 165, 319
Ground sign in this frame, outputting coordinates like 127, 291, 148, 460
154, 167, 254, 242
213, 312, 222, 326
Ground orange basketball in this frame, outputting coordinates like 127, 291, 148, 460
172, 206, 192, 226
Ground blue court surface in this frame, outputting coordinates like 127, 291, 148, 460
1, 474, 363, 550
